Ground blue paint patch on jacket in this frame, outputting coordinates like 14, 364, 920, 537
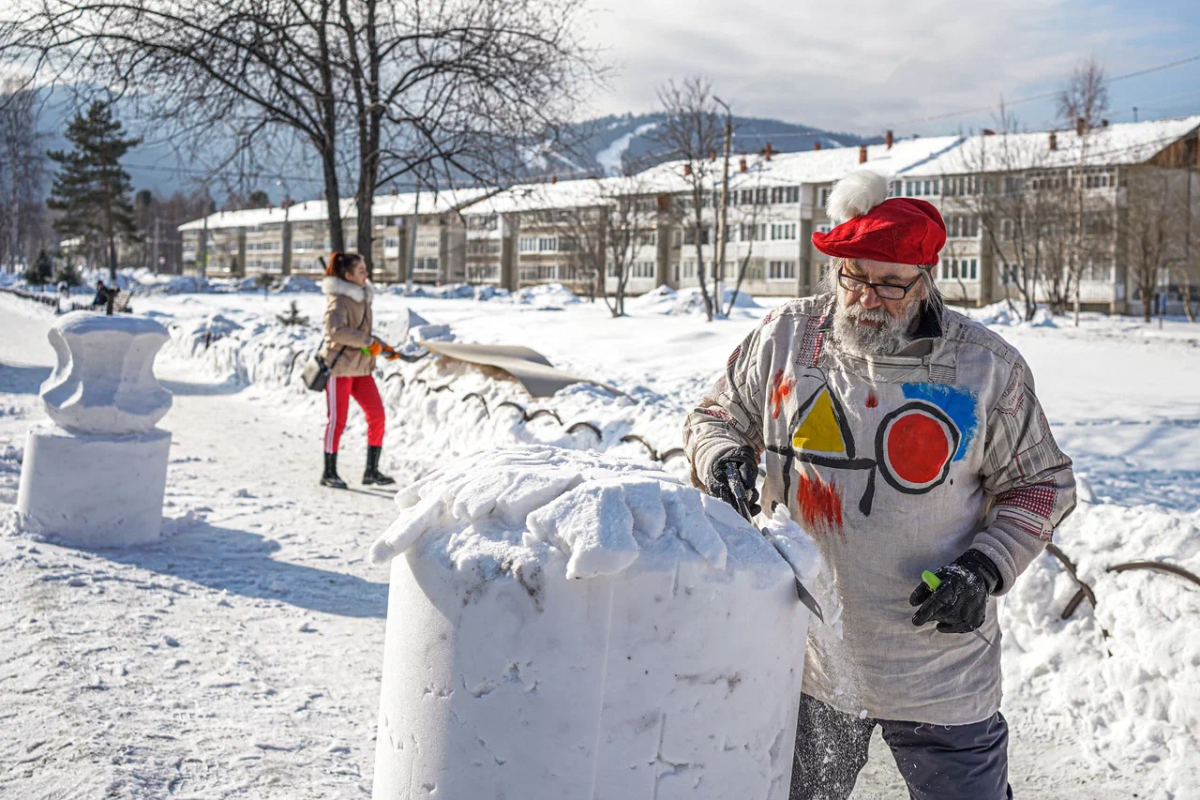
901, 383, 978, 461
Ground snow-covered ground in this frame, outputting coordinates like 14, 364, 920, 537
1, 285, 1198, 798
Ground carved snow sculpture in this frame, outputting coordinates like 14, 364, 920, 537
16, 312, 173, 545
370, 445, 818, 800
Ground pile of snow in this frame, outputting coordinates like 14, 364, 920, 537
630, 285, 762, 317
512, 282, 581, 309
274, 276, 320, 293
1002, 497, 1200, 794
386, 282, 511, 302
371, 445, 816, 799
970, 300, 1057, 328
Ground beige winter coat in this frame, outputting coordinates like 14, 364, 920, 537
684, 294, 1076, 725
320, 276, 377, 377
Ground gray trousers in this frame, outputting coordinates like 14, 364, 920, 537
790, 694, 1013, 800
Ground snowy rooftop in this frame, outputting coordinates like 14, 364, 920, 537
177, 186, 494, 231
901, 115, 1200, 177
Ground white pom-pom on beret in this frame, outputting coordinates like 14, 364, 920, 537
826, 170, 889, 225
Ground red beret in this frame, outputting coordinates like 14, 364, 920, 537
812, 198, 947, 266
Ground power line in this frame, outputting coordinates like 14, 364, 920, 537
735, 53, 1200, 139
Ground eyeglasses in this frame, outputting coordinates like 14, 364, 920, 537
837, 269, 922, 301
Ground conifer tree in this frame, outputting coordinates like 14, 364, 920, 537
47, 101, 141, 281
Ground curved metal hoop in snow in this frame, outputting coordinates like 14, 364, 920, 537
619, 435, 687, 464
1048, 543, 1200, 624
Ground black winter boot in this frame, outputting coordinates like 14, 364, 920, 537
320, 452, 347, 489
363, 445, 396, 486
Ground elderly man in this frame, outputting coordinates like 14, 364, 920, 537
684, 170, 1075, 800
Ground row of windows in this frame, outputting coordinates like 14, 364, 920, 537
518, 236, 579, 253
413, 257, 440, 272
293, 239, 330, 252
674, 259, 796, 282
468, 239, 503, 256
939, 258, 979, 281
517, 264, 593, 282
247, 241, 281, 252
607, 261, 656, 279
676, 222, 799, 247
945, 214, 980, 239
467, 264, 501, 282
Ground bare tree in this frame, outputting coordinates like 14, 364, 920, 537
1126, 166, 1189, 322
652, 76, 722, 321
4, 0, 595, 276
555, 176, 656, 317
0, 78, 48, 272
954, 106, 1066, 322
1056, 57, 1110, 325
720, 161, 769, 315
1057, 57, 1109, 131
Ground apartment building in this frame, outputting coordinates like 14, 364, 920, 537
178, 188, 489, 283
177, 116, 1199, 314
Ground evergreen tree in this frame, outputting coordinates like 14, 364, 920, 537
23, 249, 53, 284
245, 190, 270, 209
46, 101, 142, 281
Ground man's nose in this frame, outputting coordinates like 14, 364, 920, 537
860, 287, 882, 309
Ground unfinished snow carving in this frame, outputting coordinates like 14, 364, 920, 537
370, 445, 817, 800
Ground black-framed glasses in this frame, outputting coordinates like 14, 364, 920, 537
837, 269, 922, 300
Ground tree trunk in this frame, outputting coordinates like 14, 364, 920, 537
693, 204, 713, 322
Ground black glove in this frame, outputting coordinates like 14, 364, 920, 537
909, 549, 1002, 634
708, 446, 761, 518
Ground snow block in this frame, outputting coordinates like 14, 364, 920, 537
15, 311, 174, 546
371, 446, 813, 800
16, 426, 171, 545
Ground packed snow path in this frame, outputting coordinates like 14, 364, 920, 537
2, 295, 1195, 798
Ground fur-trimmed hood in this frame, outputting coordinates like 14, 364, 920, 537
321, 276, 375, 305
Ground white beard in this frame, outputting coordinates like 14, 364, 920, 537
832, 294, 921, 357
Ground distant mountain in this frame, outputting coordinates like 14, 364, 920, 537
555, 112, 880, 178
30, 91, 875, 203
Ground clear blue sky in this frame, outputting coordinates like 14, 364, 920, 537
584, 0, 1200, 136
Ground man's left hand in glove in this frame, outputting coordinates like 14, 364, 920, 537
909, 549, 1003, 634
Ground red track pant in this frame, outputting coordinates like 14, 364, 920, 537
324, 375, 385, 454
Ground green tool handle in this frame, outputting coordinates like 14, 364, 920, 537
920, 569, 994, 648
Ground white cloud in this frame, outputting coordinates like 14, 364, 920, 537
581, 0, 1178, 135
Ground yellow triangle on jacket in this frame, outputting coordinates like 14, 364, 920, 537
792, 389, 847, 455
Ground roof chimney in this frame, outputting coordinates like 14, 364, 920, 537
683, 163, 691, 177
858, 145, 868, 164
885, 130, 894, 149
1101, 119, 1109, 128
739, 157, 747, 173
709, 149, 716, 162
1049, 132, 1057, 151
765, 142, 773, 161
813, 141, 822, 151
1076, 117, 1086, 136
982, 128, 995, 136
551, 174, 558, 184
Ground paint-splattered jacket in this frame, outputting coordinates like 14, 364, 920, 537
684, 295, 1076, 725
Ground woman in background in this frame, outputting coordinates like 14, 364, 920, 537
319, 252, 395, 489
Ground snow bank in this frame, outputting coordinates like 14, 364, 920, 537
1002, 499, 1200, 795
630, 286, 762, 317
371, 446, 815, 800
970, 300, 1057, 328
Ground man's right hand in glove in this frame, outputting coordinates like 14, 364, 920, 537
707, 446, 761, 517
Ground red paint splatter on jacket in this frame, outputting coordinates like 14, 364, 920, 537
769, 368, 795, 420
866, 391, 879, 408
796, 473, 844, 537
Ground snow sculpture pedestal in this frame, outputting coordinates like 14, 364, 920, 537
16, 312, 173, 546
369, 446, 819, 800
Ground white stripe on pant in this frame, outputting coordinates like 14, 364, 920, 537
325, 377, 338, 453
